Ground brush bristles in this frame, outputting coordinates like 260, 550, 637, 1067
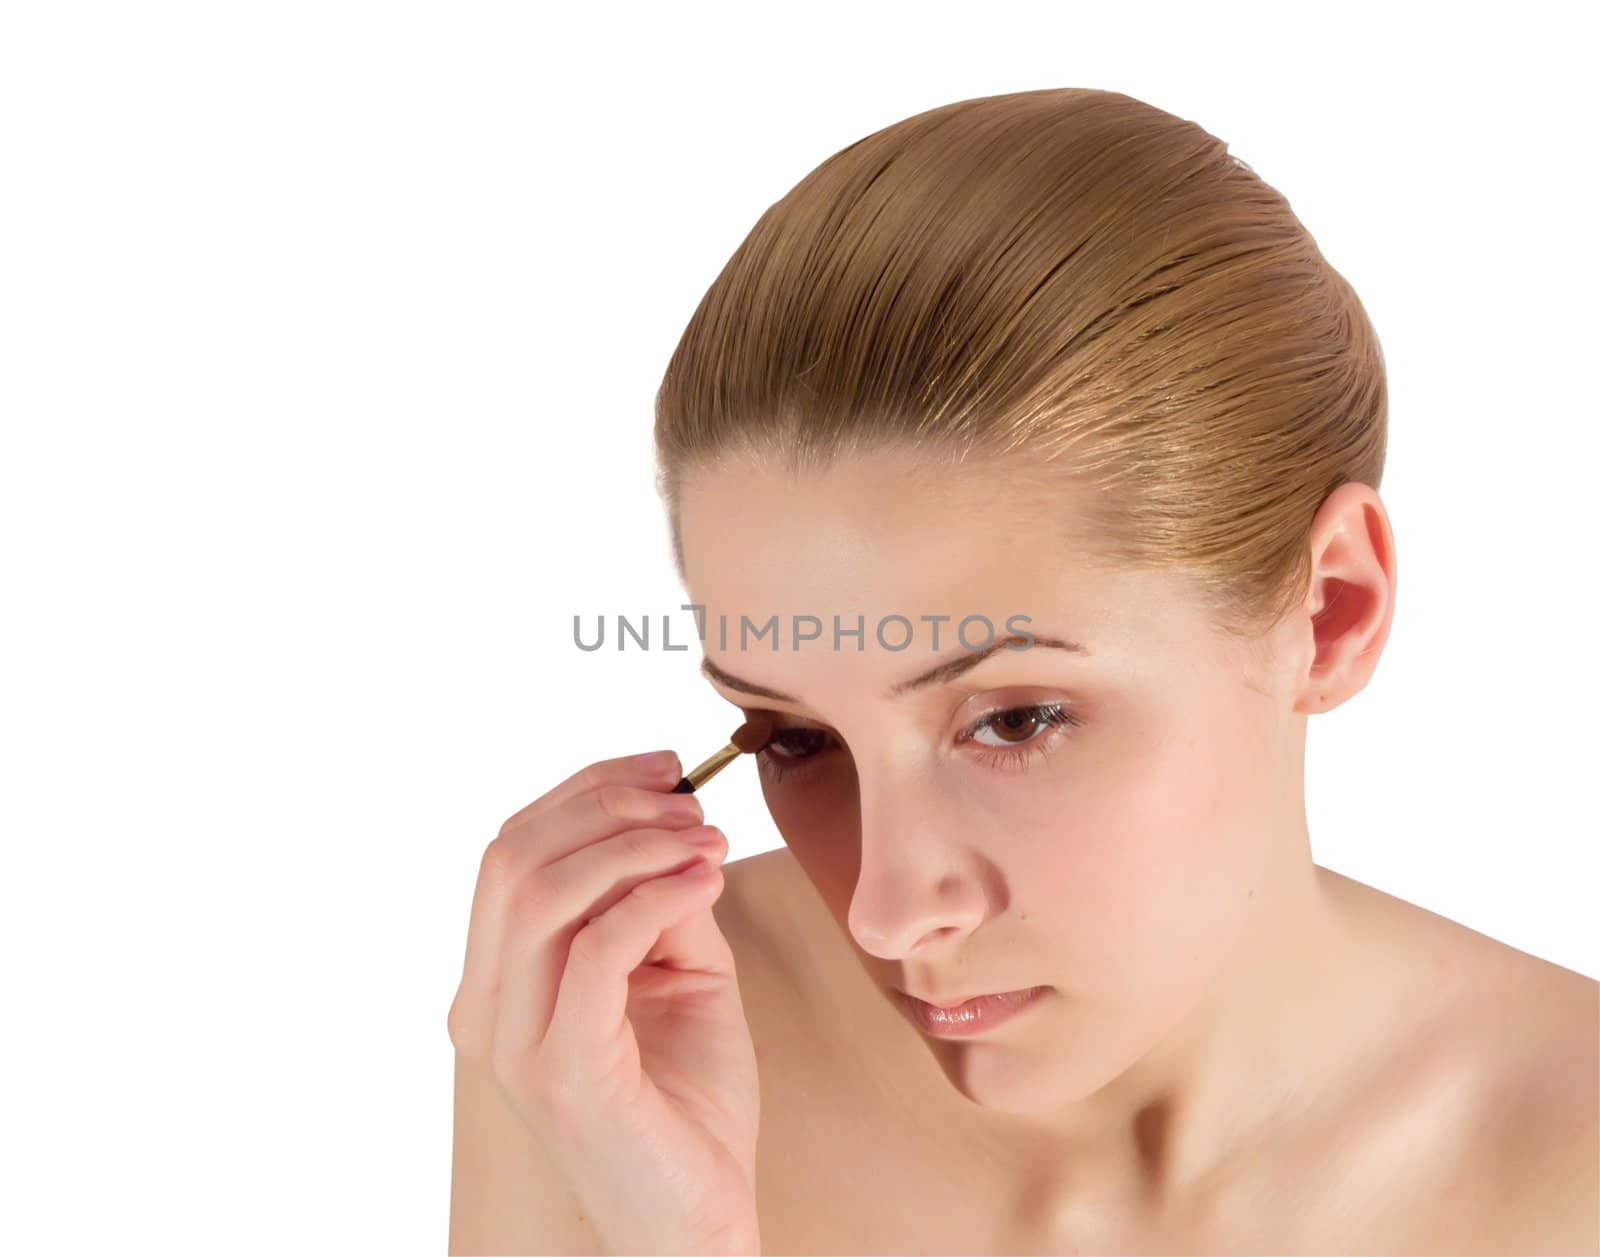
730, 716, 774, 754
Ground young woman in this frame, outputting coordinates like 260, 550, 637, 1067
448, 88, 1598, 1255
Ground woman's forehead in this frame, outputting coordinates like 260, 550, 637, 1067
673, 452, 1236, 688
678, 455, 1108, 594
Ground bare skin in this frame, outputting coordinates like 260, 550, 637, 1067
446, 446, 1597, 1255
713, 848, 1597, 1255
448, 844, 1597, 1254
667, 446, 1599, 1255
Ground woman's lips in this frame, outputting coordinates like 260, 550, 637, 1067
895, 985, 1051, 1037
918, 993, 1001, 1010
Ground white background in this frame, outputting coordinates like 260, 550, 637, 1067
3, 3, 1594, 1252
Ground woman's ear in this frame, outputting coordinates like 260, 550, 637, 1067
1293, 480, 1398, 714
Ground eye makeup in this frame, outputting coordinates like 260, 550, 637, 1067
756, 699, 1083, 784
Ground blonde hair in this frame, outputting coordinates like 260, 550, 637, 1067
653, 87, 1386, 639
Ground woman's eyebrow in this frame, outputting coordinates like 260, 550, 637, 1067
698, 634, 1090, 703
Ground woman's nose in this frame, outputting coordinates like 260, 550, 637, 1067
845, 788, 988, 957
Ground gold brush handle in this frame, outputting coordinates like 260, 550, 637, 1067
670, 741, 741, 793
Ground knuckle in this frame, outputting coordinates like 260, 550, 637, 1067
479, 835, 523, 886
506, 874, 555, 929
619, 827, 659, 863
446, 997, 484, 1058
496, 801, 536, 838
592, 783, 628, 820
566, 916, 610, 967
571, 761, 607, 798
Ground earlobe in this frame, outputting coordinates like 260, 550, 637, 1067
1293, 481, 1398, 714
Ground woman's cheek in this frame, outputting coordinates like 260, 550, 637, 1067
1066, 711, 1264, 992
1011, 714, 1222, 928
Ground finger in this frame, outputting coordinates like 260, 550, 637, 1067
456, 786, 706, 1038
498, 750, 684, 835
447, 836, 526, 1057
640, 868, 738, 976
490, 825, 725, 1080
500, 782, 704, 867
539, 855, 728, 1096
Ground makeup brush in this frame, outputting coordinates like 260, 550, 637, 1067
670, 716, 776, 793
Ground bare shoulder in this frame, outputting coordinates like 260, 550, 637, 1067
714, 845, 804, 911
711, 847, 818, 1004
712, 845, 849, 1010
1471, 945, 1599, 1253
1336, 870, 1599, 1252
710, 848, 790, 955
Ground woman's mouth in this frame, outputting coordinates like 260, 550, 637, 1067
894, 985, 1051, 1037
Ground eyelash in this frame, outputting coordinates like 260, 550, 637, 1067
757, 702, 1083, 784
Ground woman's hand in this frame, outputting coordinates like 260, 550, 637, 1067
448, 749, 762, 1255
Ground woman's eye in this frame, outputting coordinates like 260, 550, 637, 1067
959, 701, 1083, 772
761, 726, 836, 776
756, 702, 1082, 783
965, 702, 1078, 748
755, 725, 839, 785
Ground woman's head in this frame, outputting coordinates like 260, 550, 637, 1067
653, 88, 1396, 1119
656, 87, 1387, 640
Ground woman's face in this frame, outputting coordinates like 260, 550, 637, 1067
677, 448, 1314, 1118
